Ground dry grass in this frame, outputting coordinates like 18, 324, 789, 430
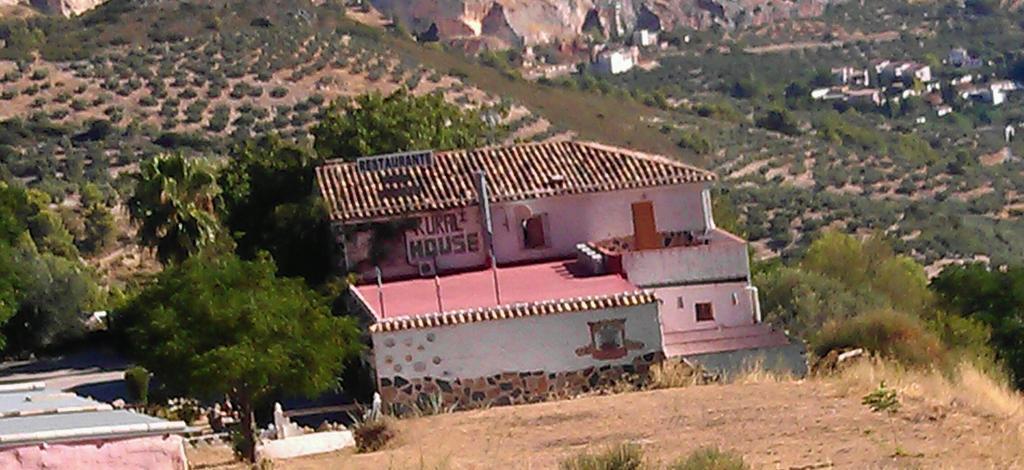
835, 358, 1024, 442
646, 360, 702, 389
728, 359, 796, 385
351, 415, 398, 453
188, 359, 1024, 469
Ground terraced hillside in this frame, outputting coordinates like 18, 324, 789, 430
0, 0, 576, 282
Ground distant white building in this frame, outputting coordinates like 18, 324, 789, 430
593, 47, 639, 75
951, 74, 974, 86
877, 61, 932, 83
810, 86, 884, 107
936, 105, 953, 117
632, 29, 658, 47
949, 47, 982, 69
845, 88, 885, 106
810, 87, 837, 100
831, 67, 869, 87
959, 81, 1020, 106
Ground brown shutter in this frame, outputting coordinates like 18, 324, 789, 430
525, 216, 546, 248
631, 201, 659, 250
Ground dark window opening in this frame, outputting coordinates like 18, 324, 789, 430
522, 215, 546, 249
696, 302, 714, 322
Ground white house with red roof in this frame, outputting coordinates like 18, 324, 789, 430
315, 141, 805, 408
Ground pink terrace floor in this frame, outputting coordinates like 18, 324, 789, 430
355, 260, 639, 319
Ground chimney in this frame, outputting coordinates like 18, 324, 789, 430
631, 201, 659, 250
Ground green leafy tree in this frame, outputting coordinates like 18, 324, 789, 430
677, 130, 713, 155
24, 191, 79, 259
312, 88, 486, 160
3, 244, 100, 353
0, 183, 30, 348
0, 244, 18, 348
0, 183, 101, 352
755, 107, 801, 136
121, 254, 362, 461
756, 265, 883, 339
932, 264, 1024, 388
128, 154, 222, 265
756, 231, 993, 368
711, 190, 745, 238
0, 183, 29, 242
219, 136, 332, 283
80, 203, 118, 255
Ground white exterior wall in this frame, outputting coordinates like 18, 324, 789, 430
621, 230, 749, 287
654, 281, 756, 333
491, 184, 708, 264
595, 51, 635, 75
372, 303, 663, 381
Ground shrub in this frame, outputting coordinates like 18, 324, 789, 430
814, 309, 945, 367
124, 366, 151, 404
755, 108, 801, 136
270, 86, 288, 98
352, 416, 397, 453
230, 427, 255, 460
678, 130, 713, 155
669, 448, 748, 470
862, 381, 900, 414
560, 443, 647, 470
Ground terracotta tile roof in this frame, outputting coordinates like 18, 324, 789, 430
368, 290, 657, 333
315, 140, 716, 223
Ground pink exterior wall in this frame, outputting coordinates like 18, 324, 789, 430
654, 281, 757, 334
346, 207, 489, 280
346, 183, 710, 281
490, 183, 709, 264
621, 229, 750, 287
0, 435, 187, 470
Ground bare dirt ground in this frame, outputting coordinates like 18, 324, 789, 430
188, 371, 1024, 469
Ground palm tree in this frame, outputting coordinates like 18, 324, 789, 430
129, 154, 221, 265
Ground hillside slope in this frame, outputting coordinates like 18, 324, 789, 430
189, 363, 1024, 469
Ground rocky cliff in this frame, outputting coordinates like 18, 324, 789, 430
37, 0, 108, 16
371, 0, 840, 47
0, 0, 107, 16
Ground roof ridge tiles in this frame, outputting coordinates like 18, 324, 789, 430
368, 290, 656, 333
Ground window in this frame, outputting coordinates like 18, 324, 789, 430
522, 214, 547, 249
695, 302, 714, 322
574, 319, 645, 361
588, 319, 626, 360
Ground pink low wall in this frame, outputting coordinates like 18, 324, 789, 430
0, 435, 187, 470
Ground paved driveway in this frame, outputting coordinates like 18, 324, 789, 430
0, 348, 129, 402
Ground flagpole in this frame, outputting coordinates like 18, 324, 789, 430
434, 272, 444, 313
375, 266, 386, 317
474, 170, 501, 305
